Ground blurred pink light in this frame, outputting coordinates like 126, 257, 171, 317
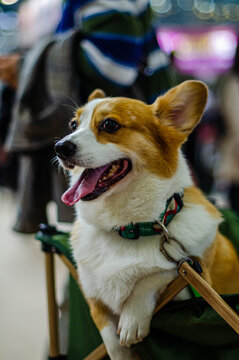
157, 27, 238, 79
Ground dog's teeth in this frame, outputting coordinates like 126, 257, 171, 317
99, 163, 121, 184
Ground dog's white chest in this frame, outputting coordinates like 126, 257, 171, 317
71, 191, 220, 313
71, 222, 176, 313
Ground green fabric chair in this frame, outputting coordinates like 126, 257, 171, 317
36, 209, 239, 360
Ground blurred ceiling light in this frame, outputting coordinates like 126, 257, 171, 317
151, 0, 165, 5
193, 0, 215, 19
209, 30, 237, 59
212, 3, 228, 21
0, 0, 19, 4
194, 0, 215, 14
157, 28, 237, 80
150, 0, 172, 14
193, 8, 212, 20
224, 3, 239, 22
177, 0, 194, 11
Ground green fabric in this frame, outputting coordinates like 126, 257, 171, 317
150, 297, 239, 346
219, 208, 239, 254
35, 230, 76, 266
67, 284, 239, 360
135, 295, 239, 359
188, 284, 201, 298
35, 208, 239, 359
68, 275, 110, 360
82, 13, 147, 37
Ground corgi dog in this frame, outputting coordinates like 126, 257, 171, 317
55, 81, 239, 360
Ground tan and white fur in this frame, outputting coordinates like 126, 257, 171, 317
56, 81, 239, 360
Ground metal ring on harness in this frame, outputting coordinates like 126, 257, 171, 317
156, 220, 187, 264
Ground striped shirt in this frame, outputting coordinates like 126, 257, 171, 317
56, 0, 171, 102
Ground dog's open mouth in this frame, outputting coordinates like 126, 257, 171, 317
62, 158, 132, 205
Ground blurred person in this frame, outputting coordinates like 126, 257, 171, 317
0, 1, 171, 100
0, 84, 18, 190
55, 0, 171, 102
1, 0, 172, 233
0, 54, 20, 160
0, 54, 21, 190
0, 53, 20, 90
218, 43, 239, 214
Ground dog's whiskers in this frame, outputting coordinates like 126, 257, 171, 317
50, 156, 59, 166
54, 137, 62, 144
64, 95, 81, 114
63, 103, 78, 113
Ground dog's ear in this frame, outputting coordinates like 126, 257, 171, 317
153, 80, 208, 138
88, 89, 106, 102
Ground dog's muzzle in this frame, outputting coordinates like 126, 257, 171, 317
54, 140, 77, 160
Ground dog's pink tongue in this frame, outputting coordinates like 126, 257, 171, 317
62, 165, 109, 206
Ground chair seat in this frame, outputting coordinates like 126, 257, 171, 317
35, 209, 239, 359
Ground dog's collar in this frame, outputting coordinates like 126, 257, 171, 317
113, 191, 184, 240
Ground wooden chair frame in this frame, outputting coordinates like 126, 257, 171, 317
42, 241, 239, 360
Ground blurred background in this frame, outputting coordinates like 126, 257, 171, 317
0, 1, 239, 359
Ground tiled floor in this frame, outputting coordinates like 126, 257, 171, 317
0, 189, 69, 360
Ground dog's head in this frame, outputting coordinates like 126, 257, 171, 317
55, 81, 208, 206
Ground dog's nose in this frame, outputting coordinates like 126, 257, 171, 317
54, 140, 77, 159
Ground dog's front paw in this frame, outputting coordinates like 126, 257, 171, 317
117, 311, 151, 348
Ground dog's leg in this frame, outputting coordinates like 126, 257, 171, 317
118, 271, 175, 347
88, 299, 137, 360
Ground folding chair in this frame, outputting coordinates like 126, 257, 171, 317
36, 208, 239, 360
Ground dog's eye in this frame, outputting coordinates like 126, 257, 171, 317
69, 120, 78, 132
99, 119, 121, 134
